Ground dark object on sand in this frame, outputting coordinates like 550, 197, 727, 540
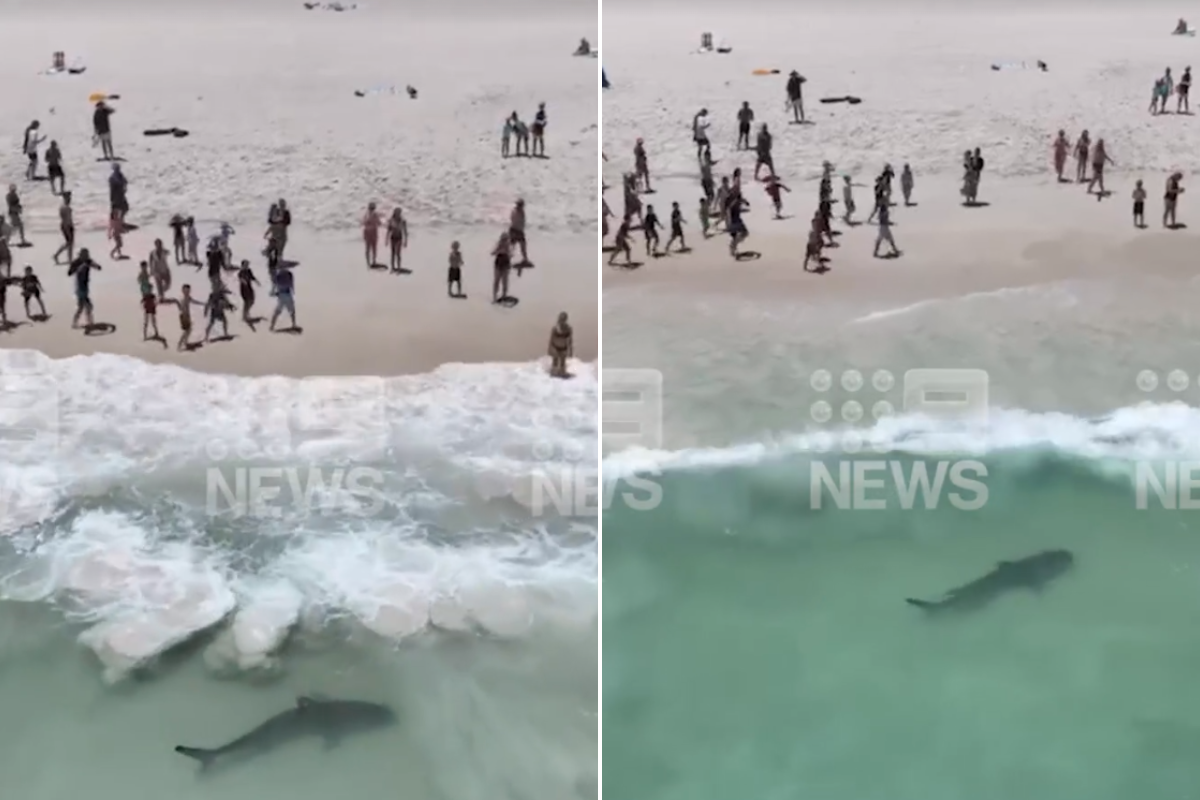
990, 60, 1048, 72
354, 90, 365, 97
819, 96, 862, 105
67, 66, 86, 75
144, 127, 190, 138
716, 46, 732, 54
406, 85, 417, 99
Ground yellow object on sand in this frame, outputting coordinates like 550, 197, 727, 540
751, 68, 777, 76
88, 92, 107, 103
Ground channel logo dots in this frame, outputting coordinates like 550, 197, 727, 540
807, 369, 899, 453
1137, 369, 1200, 395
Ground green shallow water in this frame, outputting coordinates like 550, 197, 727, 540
603, 454, 1200, 800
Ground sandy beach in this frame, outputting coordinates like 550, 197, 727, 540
1, 0, 597, 377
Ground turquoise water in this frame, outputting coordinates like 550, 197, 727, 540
604, 453, 1200, 799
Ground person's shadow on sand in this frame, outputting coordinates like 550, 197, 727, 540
0, 320, 29, 332
145, 334, 168, 348
449, 292, 468, 300
1167, 222, 1189, 230
735, 251, 762, 261
609, 261, 643, 270
494, 296, 520, 307
206, 334, 237, 344
29, 313, 50, 323
272, 326, 303, 335
368, 262, 388, 271
963, 200, 991, 208
84, 322, 116, 336
807, 262, 831, 275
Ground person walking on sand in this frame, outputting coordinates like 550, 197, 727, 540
268, 199, 291, 258
699, 150, 715, 204
492, 231, 513, 301
727, 195, 749, 258
1052, 130, 1070, 182
109, 164, 129, 227
692, 108, 711, 160
138, 261, 160, 340
633, 138, 651, 193
108, 209, 124, 260
841, 175, 857, 224
736, 102, 754, 150
269, 266, 297, 331
1074, 130, 1091, 182
764, 175, 790, 219
203, 283, 235, 342
642, 204, 662, 256
873, 201, 899, 258
754, 124, 775, 181
0, 218, 12, 279
387, 207, 408, 273
510, 199, 531, 267
149, 238, 172, 299
1132, 179, 1147, 228
92, 100, 116, 161
45, 140, 65, 195
786, 70, 806, 124
665, 201, 687, 252
67, 248, 101, 329
447, 241, 464, 298
1179, 66, 1193, 113
609, 217, 633, 266
362, 202, 382, 268
1164, 172, 1184, 227
5, 185, 27, 247
162, 284, 204, 351
236, 259, 259, 324
547, 312, 573, 379
22, 121, 44, 182
900, 164, 915, 206
622, 173, 643, 226
20, 266, 45, 321
53, 192, 75, 265
1086, 138, 1113, 198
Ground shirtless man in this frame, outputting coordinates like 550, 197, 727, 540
204, 284, 236, 342
753, 124, 775, 181
873, 202, 899, 258
736, 102, 754, 150
22, 121, 44, 182
692, 109, 711, 160
53, 192, 75, 264
699, 151, 715, 204
547, 312, 573, 379
1052, 130, 1070, 182
509, 199, 531, 267
608, 217, 633, 266
163, 284, 204, 350
67, 248, 101, 329
642, 204, 661, 256
45, 140, 65, 195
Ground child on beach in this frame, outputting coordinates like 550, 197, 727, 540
20, 266, 44, 320
900, 164, 915, 206
446, 241, 464, 297
764, 176, 790, 219
665, 202, 686, 253
137, 261, 159, 340
698, 197, 711, 238
1133, 180, 1147, 228
108, 209, 124, 260
162, 284, 204, 351
204, 284, 236, 342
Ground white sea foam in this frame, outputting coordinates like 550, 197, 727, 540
602, 402, 1200, 481
0, 349, 597, 681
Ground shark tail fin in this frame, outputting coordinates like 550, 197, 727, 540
174, 745, 218, 769
905, 598, 937, 610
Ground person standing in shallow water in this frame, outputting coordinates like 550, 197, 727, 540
547, 312, 573, 378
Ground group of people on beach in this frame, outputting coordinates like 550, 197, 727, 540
501, 104, 550, 159
1150, 66, 1193, 115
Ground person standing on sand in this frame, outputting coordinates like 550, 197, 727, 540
149, 238, 172, 299
204, 284, 235, 342
67, 248, 101, 329
1179, 66, 1193, 113
692, 109, 711, 160
138, 261, 160, 340
492, 231, 513, 301
512, 114, 530, 157
633, 139, 651, 193
169, 214, 187, 263
970, 148, 985, 203
53, 192, 75, 265
900, 164, 915, 206
6, 185, 27, 247
642, 204, 661, 257
501, 115, 514, 158
1164, 172, 1184, 227
736, 102, 754, 150
1132, 179, 1147, 228
236, 260, 259, 323
0, 218, 12, 279
510, 199, 531, 268
699, 150, 715, 204
726, 195, 749, 258
1086, 138, 1113, 198
109, 164, 129, 227
842, 175, 857, 224
754, 124, 775, 181
1074, 130, 1090, 182
622, 173, 643, 226
387, 208, 408, 273
45, 140, 65, 195
873, 201, 899, 259
186, 217, 200, 264
698, 197, 711, 238
362, 202, 381, 268
269, 267, 297, 331
1052, 130, 1070, 182
447, 241, 464, 298
786, 70, 806, 124
547, 312, 573, 379
269, 200, 291, 258
93, 101, 116, 161
531, 102, 548, 157
22, 121, 44, 182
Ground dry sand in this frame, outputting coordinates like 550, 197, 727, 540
1, 0, 597, 377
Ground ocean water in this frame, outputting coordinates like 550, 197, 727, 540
602, 273, 1200, 798
0, 350, 597, 800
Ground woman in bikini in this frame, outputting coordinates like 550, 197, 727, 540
1052, 130, 1070, 183
387, 207, 408, 273
1074, 130, 1091, 182
362, 202, 381, 268
1086, 138, 1114, 198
